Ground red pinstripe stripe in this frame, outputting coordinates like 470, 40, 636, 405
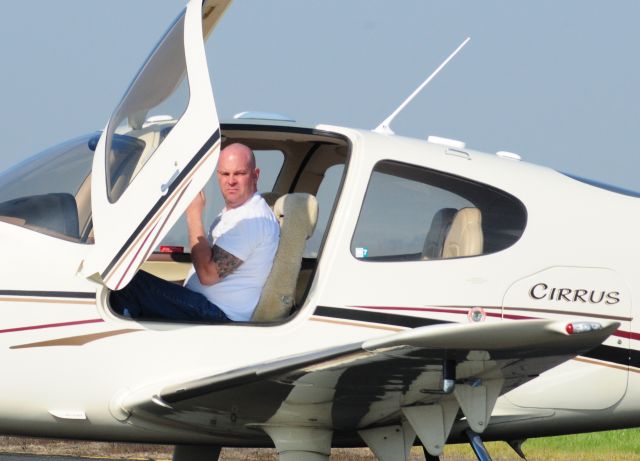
0, 318, 104, 334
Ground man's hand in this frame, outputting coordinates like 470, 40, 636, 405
186, 190, 206, 218
186, 190, 219, 285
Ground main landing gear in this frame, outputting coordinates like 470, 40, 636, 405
422, 431, 528, 461
466, 429, 493, 461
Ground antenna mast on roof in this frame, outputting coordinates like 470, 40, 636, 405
373, 37, 471, 135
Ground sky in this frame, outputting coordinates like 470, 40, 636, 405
1, 1, 639, 190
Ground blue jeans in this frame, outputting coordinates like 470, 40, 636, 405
110, 270, 231, 323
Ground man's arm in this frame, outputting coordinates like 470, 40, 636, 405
186, 191, 243, 286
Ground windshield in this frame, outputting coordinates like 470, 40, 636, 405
0, 133, 96, 241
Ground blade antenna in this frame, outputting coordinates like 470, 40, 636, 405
373, 37, 471, 135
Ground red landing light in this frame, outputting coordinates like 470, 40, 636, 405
566, 322, 603, 335
159, 245, 184, 253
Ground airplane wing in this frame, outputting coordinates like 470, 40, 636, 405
116, 319, 617, 453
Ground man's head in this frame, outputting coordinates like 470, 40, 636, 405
216, 143, 260, 209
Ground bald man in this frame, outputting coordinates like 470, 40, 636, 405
110, 143, 280, 322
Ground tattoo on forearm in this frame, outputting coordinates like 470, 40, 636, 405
212, 245, 243, 278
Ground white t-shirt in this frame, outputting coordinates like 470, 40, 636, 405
184, 193, 280, 321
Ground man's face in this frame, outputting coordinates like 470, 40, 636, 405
216, 144, 259, 209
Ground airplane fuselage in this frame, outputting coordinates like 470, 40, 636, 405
0, 123, 638, 448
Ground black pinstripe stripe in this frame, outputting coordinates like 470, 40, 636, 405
314, 305, 446, 328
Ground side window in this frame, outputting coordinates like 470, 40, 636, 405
255, 150, 285, 196
157, 149, 284, 250
351, 161, 526, 261
304, 164, 344, 258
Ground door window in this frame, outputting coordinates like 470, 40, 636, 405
104, 13, 190, 203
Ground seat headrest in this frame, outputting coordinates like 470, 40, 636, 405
442, 207, 483, 259
273, 193, 318, 238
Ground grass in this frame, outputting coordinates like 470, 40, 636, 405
441, 429, 640, 461
521, 428, 640, 460
1, 429, 639, 460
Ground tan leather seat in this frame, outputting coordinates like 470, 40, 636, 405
442, 207, 483, 258
251, 193, 318, 322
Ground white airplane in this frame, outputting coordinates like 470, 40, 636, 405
0, 1, 637, 461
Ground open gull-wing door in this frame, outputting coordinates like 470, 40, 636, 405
82, 0, 232, 290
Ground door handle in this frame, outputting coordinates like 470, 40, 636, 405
161, 169, 180, 195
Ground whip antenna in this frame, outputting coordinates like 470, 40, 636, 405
374, 37, 470, 135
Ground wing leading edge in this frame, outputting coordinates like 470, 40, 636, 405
115, 319, 618, 453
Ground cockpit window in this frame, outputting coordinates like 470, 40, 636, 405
351, 160, 527, 261
104, 11, 189, 203
0, 133, 96, 241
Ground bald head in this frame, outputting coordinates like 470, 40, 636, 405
216, 143, 260, 209
219, 143, 256, 170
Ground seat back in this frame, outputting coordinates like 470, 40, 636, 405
251, 193, 318, 322
442, 207, 483, 258
422, 207, 457, 259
